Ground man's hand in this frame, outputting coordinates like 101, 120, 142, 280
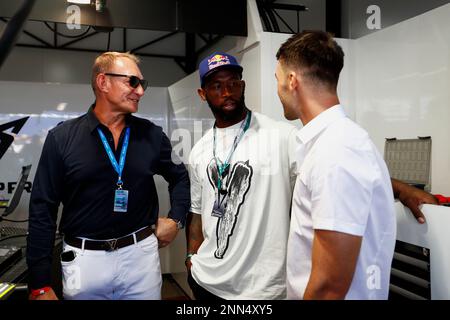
185, 213, 203, 272
28, 288, 58, 300
155, 217, 179, 248
392, 178, 438, 224
185, 256, 193, 272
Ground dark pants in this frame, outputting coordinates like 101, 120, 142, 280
187, 271, 225, 301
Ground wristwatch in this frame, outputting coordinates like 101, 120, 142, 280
169, 217, 183, 230
185, 253, 195, 265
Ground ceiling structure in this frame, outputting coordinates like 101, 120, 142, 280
0, 0, 328, 76
0, 0, 248, 75
1, 0, 446, 77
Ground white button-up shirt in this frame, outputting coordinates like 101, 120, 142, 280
287, 105, 396, 299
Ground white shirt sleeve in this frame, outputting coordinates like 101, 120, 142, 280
188, 150, 203, 215
309, 146, 377, 236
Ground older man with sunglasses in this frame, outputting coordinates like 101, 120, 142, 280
26, 52, 190, 300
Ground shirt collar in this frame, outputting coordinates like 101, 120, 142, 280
296, 104, 346, 145
87, 103, 100, 133
87, 103, 134, 134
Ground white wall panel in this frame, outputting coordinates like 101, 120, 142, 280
259, 32, 355, 127
354, 4, 450, 194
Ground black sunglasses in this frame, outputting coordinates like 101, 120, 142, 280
105, 73, 149, 91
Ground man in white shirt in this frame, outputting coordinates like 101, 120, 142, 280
275, 31, 396, 299
185, 50, 437, 300
186, 52, 298, 300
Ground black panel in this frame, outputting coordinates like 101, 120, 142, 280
390, 274, 430, 298
326, 0, 341, 37
176, 0, 247, 36
0, 0, 177, 31
395, 240, 430, 262
391, 259, 429, 280
389, 240, 431, 300
0, 0, 247, 36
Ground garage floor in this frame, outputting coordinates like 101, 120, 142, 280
161, 272, 193, 300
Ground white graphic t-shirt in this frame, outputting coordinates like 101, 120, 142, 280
189, 111, 297, 299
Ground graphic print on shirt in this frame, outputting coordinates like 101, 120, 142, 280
207, 158, 253, 259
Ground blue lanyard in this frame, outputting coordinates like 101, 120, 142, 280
213, 111, 252, 190
97, 127, 130, 189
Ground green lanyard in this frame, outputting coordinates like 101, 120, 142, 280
213, 111, 252, 190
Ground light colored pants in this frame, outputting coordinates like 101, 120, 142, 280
61, 231, 161, 300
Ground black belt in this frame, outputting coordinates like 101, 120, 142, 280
64, 226, 154, 251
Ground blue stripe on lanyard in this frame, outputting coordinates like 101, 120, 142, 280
213, 111, 252, 190
97, 127, 130, 186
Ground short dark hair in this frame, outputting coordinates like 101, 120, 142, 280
276, 30, 344, 89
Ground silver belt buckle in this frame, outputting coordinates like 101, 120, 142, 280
106, 239, 118, 251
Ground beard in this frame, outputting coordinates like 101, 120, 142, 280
278, 93, 297, 121
206, 92, 247, 123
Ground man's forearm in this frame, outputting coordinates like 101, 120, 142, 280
159, 133, 191, 226
26, 226, 57, 289
303, 230, 362, 300
166, 170, 191, 227
186, 212, 203, 254
391, 177, 406, 198
304, 277, 348, 299
27, 194, 58, 289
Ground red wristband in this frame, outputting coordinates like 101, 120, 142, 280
30, 286, 52, 297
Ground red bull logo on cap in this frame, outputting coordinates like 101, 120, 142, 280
207, 54, 231, 70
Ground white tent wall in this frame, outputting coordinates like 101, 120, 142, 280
258, 32, 356, 126
354, 3, 450, 195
